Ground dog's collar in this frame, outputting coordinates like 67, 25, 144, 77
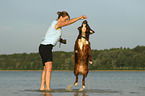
81, 36, 88, 40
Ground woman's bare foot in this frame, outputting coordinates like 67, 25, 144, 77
40, 87, 45, 90
45, 88, 52, 91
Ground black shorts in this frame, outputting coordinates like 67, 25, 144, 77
39, 44, 53, 66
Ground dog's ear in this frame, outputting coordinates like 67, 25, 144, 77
90, 29, 95, 34
78, 27, 81, 31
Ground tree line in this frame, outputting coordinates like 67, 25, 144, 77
0, 45, 145, 70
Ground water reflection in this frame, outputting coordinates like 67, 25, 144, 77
41, 91, 88, 96
41, 92, 52, 96
40, 88, 120, 96
74, 91, 88, 96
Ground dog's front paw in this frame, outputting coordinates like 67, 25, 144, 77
89, 61, 93, 64
75, 50, 78, 53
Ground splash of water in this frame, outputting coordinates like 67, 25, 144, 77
65, 85, 74, 91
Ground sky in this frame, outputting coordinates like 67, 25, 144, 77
0, 0, 145, 54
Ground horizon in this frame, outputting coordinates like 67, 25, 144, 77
0, 45, 144, 55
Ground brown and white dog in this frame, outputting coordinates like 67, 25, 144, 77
74, 20, 95, 91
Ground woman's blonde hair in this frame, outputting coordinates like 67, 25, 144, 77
57, 11, 70, 20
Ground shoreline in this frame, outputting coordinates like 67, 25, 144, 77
0, 70, 145, 71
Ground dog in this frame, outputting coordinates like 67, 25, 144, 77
74, 20, 95, 91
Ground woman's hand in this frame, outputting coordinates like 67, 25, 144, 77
80, 15, 87, 19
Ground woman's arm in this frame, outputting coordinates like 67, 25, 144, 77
56, 15, 87, 28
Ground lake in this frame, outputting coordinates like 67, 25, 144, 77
0, 71, 145, 96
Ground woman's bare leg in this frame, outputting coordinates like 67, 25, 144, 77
45, 61, 52, 91
40, 66, 46, 90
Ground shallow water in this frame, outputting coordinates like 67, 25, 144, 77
0, 71, 145, 96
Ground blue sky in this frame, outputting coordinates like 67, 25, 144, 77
0, 0, 145, 54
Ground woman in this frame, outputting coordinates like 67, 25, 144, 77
39, 11, 87, 90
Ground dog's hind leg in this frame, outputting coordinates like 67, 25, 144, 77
74, 75, 78, 86
79, 74, 87, 91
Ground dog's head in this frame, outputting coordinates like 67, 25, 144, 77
78, 20, 95, 40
